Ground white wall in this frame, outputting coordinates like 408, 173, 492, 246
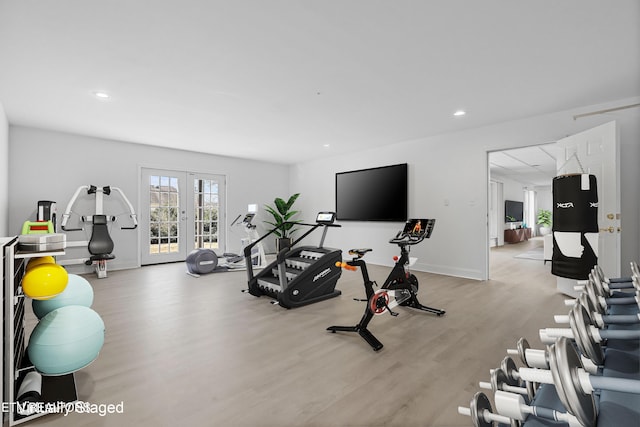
501, 177, 525, 203
498, 175, 525, 227
6, 98, 639, 279
534, 186, 553, 214
0, 101, 8, 236
291, 97, 640, 280
487, 177, 552, 240
534, 186, 552, 235
8, 126, 290, 273
490, 174, 525, 240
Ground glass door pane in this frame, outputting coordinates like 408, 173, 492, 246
141, 169, 187, 265
149, 175, 180, 254
141, 169, 226, 265
190, 173, 225, 252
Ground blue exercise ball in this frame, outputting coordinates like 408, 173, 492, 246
28, 305, 105, 376
32, 274, 94, 319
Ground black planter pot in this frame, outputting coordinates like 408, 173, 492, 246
276, 237, 292, 253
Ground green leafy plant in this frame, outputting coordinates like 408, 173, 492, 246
264, 193, 301, 239
536, 209, 552, 227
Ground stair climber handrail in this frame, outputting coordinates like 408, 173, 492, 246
243, 219, 341, 284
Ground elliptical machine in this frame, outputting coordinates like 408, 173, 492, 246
185, 211, 267, 276
225, 211, 267, 269
327, 218, 445, 351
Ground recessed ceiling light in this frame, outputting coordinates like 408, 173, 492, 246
453, 110, 466, 116
92, 91, 110, 99
323, 144, 330, 148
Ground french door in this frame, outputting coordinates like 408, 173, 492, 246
140, 168, 226, 265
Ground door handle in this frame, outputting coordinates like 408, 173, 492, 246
599, 226, 615, 233
606, 213, 615, 220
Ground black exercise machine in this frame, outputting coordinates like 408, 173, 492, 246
327, 218, 445, 351
243, 212, 343, 309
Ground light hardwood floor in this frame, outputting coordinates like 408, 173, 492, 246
26, 238, 568, 427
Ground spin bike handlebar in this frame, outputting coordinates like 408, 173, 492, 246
389, 232, 425, 245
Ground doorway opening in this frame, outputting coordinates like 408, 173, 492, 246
487, 143, 557, 279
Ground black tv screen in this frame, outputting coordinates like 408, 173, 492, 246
505, 200, 524, 222
336, 163, 408, 222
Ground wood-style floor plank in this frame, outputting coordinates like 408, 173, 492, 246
24, 238, 567, 426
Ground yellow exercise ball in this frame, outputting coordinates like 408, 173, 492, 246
26, 256, 56, 272
22, 264, 68, 300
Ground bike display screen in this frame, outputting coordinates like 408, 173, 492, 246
316, 211, 336, 224
401, 218, 434, 238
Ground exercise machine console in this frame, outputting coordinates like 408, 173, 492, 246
327, 218, 445, 351
244, 212, 342, 309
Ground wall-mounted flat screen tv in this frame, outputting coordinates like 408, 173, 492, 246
335, 163, 408, 222
505, 200, 524, 222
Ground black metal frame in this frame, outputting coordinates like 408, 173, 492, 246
327, 218, 445, 351
242, 212, 342, 308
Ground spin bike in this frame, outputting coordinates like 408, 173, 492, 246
327, 218, 445, 351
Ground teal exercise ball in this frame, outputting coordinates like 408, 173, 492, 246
32, 274, 94, 319
28, 306, 105, 376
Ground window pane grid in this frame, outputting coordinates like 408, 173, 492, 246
149, 175, 180, 254
194, 178, 219, 249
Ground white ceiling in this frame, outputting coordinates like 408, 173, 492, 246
489, 144, 559, 188
0, 1, 638, 165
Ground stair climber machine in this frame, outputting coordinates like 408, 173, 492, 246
243, 212, 342, 308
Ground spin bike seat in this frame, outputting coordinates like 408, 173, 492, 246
348, 248, 372, 258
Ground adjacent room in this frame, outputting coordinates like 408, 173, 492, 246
1, 2, 639, 426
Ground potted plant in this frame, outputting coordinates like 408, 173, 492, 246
265, 193, 301, 252
537, 209, 552, 235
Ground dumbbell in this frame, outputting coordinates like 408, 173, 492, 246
479, 366, 534, 401
580, 276, 640, 315
554, 295, 640, 328
458, 390, 583, 427
458, 391, 519, 427
567, 282, 639, 317
495, 390, 584, 427
565, 293, 640, 320
508, 337, 601, 377
540, 304, 640, 365
573, 267, 639, 296
583, 275, 640, 311
514, 336, 640, 427
485, 356, 539, 400
507, 338, 546, 368
593, 263, 639, 287
507, 337, 610, 376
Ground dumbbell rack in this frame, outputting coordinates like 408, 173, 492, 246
458, 267, 640, 427
2, 237, 77, 426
